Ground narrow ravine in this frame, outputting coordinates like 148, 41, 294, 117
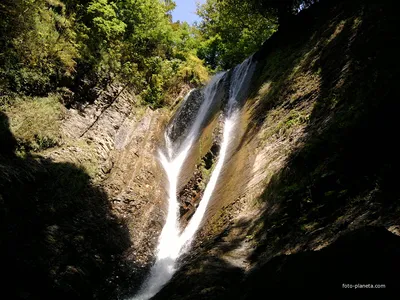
129, 57, 255, 300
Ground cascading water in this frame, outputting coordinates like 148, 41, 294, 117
129, 57, 255, 300
130, 73, 225, 300
178, 58, 255, 253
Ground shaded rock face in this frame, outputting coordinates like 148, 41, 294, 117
154, 227, 400, 299
0, 111, 17, 156
240, 227, 400, 292
178, 141, 221, 226
0, 92, 138, 300
35, 85, 173, 298
166, 89, 203, 145
179, 169, 203, 220
166, 74, 227, 153
153, 0, 400, 298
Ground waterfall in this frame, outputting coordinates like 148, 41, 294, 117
178, 57, 255, 253
129, 57, 255, 300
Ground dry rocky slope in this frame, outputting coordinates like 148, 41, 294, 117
153, 0, 400, 297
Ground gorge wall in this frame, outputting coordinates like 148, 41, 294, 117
1, 0, 400, 299
152, 0, 400, 297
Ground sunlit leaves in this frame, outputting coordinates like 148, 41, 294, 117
197, 0, 277, 69
87, 0, 126, 39
0, 0, 209, 107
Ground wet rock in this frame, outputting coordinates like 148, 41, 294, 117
166, 89, 203, 145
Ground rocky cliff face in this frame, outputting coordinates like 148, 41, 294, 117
46, 85, 172, 271
0, 82, 191, 299
152, 0, 400, 298
2, 0, 399, 298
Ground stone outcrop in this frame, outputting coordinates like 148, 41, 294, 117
45, 85, 172, 269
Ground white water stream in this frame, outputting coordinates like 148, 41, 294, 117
130, 58, 255, 300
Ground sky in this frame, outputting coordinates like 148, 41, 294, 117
171, 0, 205, 25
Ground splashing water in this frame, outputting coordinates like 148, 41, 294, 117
129, 57, 255, 300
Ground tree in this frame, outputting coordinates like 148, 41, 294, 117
1, 0, 209, 107
196, 0, 277, 70
0, 0, 79, 95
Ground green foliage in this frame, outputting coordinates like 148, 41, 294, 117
0, 0, 209, 107
0, 0, 79, 95
139, 52, 209, 107
197, 0, 278, 70
2, 94, 64, 152
87, 0, 126, 39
